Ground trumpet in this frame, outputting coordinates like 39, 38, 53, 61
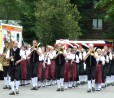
31, 43, 41, 49
58, 47, 64, 54
91, 50, 95, 55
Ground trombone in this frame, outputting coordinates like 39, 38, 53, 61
83, 49, 96, 61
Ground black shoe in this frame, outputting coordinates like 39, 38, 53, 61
111, 83, 114, 86
80, 82, 83, 85
75, 83, 78, 87
3, 85, 8, 89
31, 87, 38, 90
9, 91, 15, 95
61, 87, 64, 91
16, 90, 19, 94
56, 88, 61, 91
34, 87, 38, 90
8, 86, 11, 90
31, 87, 35, 90
87, 89, 91, 93
92, 87, 95, 92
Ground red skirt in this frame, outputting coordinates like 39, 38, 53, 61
20, 60, 27, 80
64, 62, 71, 82
48, 60, 56, 80
37, 61, 43, 80
70, 62, 77, 81
95, 64, 102, 83
44, 64, 50, 80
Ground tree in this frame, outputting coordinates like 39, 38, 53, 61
95, 0, 114, 21
35, 0, 81, 45
18, 0, 38, 43
0, 0, 38, 43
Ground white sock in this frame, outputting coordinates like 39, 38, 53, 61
38, 81, 41, 86
109, 76, 111, 83
92, 80, 95, 88
4, 77, 8, 86
60, 78, 64, 87
34, 77, 38, 87
57, 80, 61, 88
71, 81, 73, 87
98, 83, 101, 89
79, 76, 82, 82
11, 81, 15, 91
15, 81, 19, 90
88, 80, 91, 89
112, 75, 114, 82
64, 82, 68, 89
31, 78, 35, 87
68, 82, 70, 87
8, 76, 11, 86
85, 75, 87, 82
95, 83, 98, 90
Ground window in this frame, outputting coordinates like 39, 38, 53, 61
92, 19, 102, 29
17, 34, 19, 42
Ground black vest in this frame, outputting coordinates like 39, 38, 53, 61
10, 48, 21, 66
3, 47, 7, 53
85, 55, 96, 67
55, 51, 65, 66
30, 50, 39, 63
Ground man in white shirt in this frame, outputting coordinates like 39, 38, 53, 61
6, 41, 26, 95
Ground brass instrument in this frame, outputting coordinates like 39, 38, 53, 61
31, 43, 41, 51
0, 31, 12, 68
58, 47, 64, 54
83, 50, 96, 61
91, 50, 95, 55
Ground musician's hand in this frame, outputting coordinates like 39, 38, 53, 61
87, 51, 91, 55
15, 61, 20, 65
43, 63, 46, 68
33, 48, 37, 51
2, 53, 6, 56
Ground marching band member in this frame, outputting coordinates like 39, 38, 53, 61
24, 44, 31, 85
20, 45, 28, 86
54, 43, 66, 91
1, 41, 11, 89
78, 45, 85, 85
71, 48, 79, 88
64, 48, 72, 89
95, 49, 105, 91
37, 46, 45, 87
6, 41, 26, 95
48, 46, 56, 85
83, 43, 97, 93
28, 39, 41, 90
43, 47, 51, 86
107, 47, 113, 86
72, 46, 80, 86
103, 46, 110, 87
110, 53, 114, 86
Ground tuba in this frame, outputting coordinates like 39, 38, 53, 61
0, 31, 12, 67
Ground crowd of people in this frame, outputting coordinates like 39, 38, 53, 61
0, 39, 114, 95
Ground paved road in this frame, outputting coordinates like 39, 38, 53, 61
0, 80, 114, 98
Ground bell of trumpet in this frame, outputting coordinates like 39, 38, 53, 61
58, 47, 64, 54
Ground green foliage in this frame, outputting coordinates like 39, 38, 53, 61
0, 0, 20, 20
35, 0, 81, 45
95, 0, 114, 21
